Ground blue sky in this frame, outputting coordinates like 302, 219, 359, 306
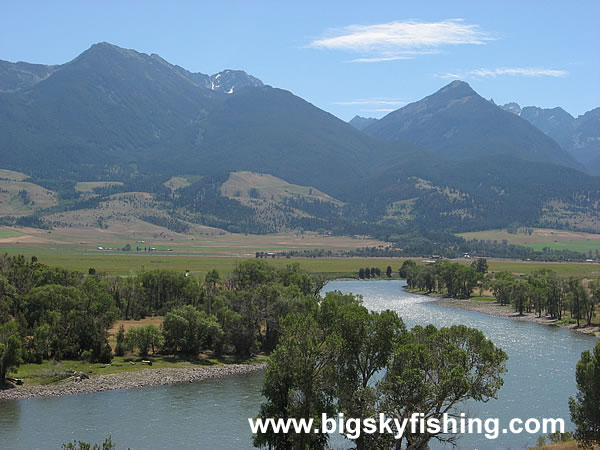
1, 1, 598, 120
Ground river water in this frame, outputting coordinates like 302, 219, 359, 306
0, 280, 596, 449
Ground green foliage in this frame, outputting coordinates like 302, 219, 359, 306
569, 340, 600, 446
62, 436, 115, 450
489, 270, 600, 321
254, 291, 507, 449
162, 306, 222, 355
253, 313, 341, 449
0, 274, 17, 324
399, 259, 417, 279
0, 321, 22, 384
114, 325, 125, 357
406, 260, 482, 299
125, 324, 163, 357
22, 283, 117, 361
136, 270, 200, 314
472, 258, 489, 274
378, 324, 508, 449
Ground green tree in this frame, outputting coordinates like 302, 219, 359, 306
566, 278, 590, 327
0, 322, 22, 384
510, 279, 530, 315
569, 340, 600, 447
0, 275, 17, 324
328, 303, 406, 450
29, 323, 51, 363
399, 260, 417, 279
204, 269, 220, 315
232, 260, 276, 289
253, 313, 341, 449
125, 324, 163, 356
379, 324, 508, 449
114, 325, 126, 357
162, 305, 222, 355
491, 272, 516, 306
386, 265, 392, 278
472, 258, 488, 274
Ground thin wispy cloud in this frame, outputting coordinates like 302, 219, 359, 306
349, 56, 414, 63
310, 19, 493, 62
360, 108, 395, 113
334, 98, 407, 106
437, 67, 569, 79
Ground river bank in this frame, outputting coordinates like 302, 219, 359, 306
433, 297, 600, 338
0, 363, 266, 401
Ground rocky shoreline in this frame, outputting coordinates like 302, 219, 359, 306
0, 363, 266, 401
434, 297, 600, 338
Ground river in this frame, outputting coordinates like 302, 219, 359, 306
0, 280, 596, 449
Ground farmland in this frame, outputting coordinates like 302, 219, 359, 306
460, 227, 600, 255
1, 225, 599, 279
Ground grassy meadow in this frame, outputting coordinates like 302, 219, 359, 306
1, 225, 599, 279
460, 228, 600, 255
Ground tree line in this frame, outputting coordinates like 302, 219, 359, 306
399, 259, 600, 327
0, 255, 328, 383
400, 259, 485, 299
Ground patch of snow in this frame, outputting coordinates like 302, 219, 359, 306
226, 86, 234, 94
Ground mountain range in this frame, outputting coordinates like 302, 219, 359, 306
499, 103, 600, 174
0, 42, 598, 236
351, 94, 600, 175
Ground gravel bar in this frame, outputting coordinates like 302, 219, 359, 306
0, 363, 266, 401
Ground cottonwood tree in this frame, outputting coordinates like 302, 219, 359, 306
325, 300, 406, 450
378, 324, 508, 449
0, 322, 22, 384
569, 340, 600, 447
253, 296, 508, 450
162, 305, 222, 355
253, 313, 341, 449
125, 324, 163, 356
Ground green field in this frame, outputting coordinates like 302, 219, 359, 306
0, 229, 24, 238
74, 181, 124, 192
1, 245, 599, 279
0, 247, 409, 278
526, 240, 600, 254
459, 228, 600, 255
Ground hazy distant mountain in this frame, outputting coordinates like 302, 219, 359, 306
501, 102, 600, 173
364, 80, 578, 168
500, 102, 521, 115
207, 69, 263, 93
0, 42, 392, 196
0, 43, 598, 235
348, 115, 378, 131
0, 60, 59, 92
570, 108, 600, 172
